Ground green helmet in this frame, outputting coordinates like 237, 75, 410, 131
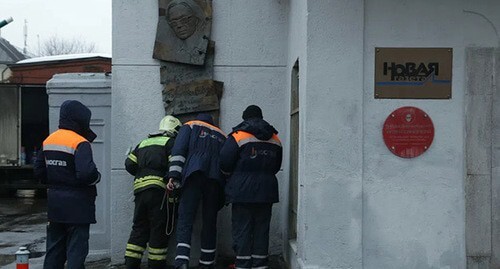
159, 115, 182, 136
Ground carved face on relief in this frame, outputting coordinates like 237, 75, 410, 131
167, 3, 200, 40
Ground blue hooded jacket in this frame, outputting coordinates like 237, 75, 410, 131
168, 113, 226, 186
34, 100, 100, 224
220, 118, 282, 203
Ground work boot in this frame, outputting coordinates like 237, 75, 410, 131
125, 257, 142, 269
148, 259, 167, 269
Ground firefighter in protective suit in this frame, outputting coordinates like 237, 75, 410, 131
124, 115, 182, 269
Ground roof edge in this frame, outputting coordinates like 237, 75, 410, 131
15, 53, 111, 65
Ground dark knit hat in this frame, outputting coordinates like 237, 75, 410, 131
242, 105, 263, 120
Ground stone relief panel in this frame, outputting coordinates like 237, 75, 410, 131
162, 79, 223, 124
153, 0, 212, 65
160, 41, 214, 84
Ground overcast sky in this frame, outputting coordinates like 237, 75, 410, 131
0, 0, 112, 55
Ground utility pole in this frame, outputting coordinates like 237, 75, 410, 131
23, 19, 28, 54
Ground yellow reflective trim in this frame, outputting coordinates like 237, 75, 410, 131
128, 153, 137, 163
134, 180, 166, 190
125, 251, 143, 259
127, 243, 146, 252
148, 253, 167, 261
138, 136, 170, 149
133, 176, 166, 190
134, 175, 163, 183
148, 246, 168, 254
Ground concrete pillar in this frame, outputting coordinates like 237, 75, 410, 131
296, 1, 364, 268
465, 48, 494, 268
493, 48, 500, 269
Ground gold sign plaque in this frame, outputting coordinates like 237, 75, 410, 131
375, 48, 452, 99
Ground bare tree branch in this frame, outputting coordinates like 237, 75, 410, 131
40, 35, 97, 56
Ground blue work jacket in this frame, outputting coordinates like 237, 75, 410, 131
168, 114, 226, 186
220, 118, 282, 203
34, 100, 100, 224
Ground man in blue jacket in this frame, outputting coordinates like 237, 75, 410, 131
166, 113, 226, 269
34, 100, 101, 269
219, 105, 282, 269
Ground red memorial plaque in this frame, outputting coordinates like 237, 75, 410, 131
383, 106, 434, 158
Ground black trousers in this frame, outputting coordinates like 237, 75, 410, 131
232, 203, 273, 269
43, 222, 90, 269
125, 188, 174, 269
174, 173, 222, 268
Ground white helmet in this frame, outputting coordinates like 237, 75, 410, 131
159, 115, 182, 136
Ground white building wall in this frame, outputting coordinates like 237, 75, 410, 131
111, 0, 288, 264
362, 1, 499, 269
113, 0, 500, 268
362, 2, 465, 268
287, 1, 500, 269
291, 1, 365, 268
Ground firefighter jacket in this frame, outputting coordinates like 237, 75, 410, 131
34, 100, 100, 224
168, 113, 226, 186
125, 134, 175, 194
220, 118, 282, 203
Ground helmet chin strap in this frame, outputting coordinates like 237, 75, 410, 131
161, 130, 177, 137
148, 131, 165, 138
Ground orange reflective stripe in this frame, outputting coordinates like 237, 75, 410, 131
272, 134, 281, 144
232, 131, 282, 147
186, 120, 226, 136
232, 131, 253, 142
43, 129, 88, 153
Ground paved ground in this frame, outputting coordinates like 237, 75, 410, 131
0, 190, 285, 269
0, 190, 47, 269
83, 255, 284, 269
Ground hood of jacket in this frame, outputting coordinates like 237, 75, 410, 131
232, 118, 278, 141
196, 113, 214, 125
58, 100, 97, 142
